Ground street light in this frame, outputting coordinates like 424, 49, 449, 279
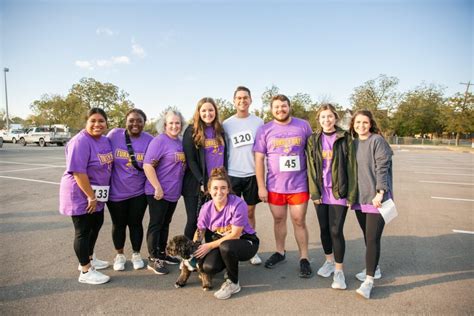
3, 67, 9, 131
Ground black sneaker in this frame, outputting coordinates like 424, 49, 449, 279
147, 258, 169, 275
163, 255, 180, 265
264, 251, 286, 269
299, 258, 313, 278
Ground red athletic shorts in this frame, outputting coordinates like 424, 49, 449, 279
268, 191, 309, 206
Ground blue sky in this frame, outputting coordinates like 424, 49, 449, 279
0, 0, 472, 122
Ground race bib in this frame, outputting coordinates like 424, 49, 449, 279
279, 156, 301, 172
91, 185, 110, 202
231, 130, 254, 148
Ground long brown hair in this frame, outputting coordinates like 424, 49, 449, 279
349, 109, 380, 137
192, 97, 224, 148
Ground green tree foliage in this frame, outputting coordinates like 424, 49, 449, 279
350, 74, 399, 133
442, 91, 474, 145
392, 84, 445, 136
215, 98, 236, 122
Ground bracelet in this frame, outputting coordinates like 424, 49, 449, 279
87, 197, 97, 202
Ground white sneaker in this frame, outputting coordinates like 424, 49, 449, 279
355, 265, 382, 281
250, 253, 262, 265
113, 254, 126, 271
131, 253, 144, 270
213, 279, 241, 300
356, 279, 374, 299
78, 267, 110, 285
317, 260, 335, 277
77, 254, 110, 271
331, 270, 347, 290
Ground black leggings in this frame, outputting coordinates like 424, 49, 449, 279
107, 194, 147, 252
315, 204, 348, 263
355, 211, 385, 277
146, 196, 177, 259
200, 237, 259, 284
71, 211, 104, 266
183, 195, 199, 240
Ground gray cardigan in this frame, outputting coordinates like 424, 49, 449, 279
354, 134, 393, 204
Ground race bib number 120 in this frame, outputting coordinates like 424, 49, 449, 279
91, 185, 110, 202
231, 130, 254, 148
279, 156, 301, 172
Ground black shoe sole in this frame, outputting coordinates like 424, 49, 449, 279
264, 259, 286, 269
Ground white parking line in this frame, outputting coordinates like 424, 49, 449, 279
0, 161, 65, 168
0, 166, 62, 173
431, 196, 474, 202
0, 176, 59, 185
452, 230, 474, 235
408, 166, 473, 170
420, 180, 473, 186
415, 172, 473, 176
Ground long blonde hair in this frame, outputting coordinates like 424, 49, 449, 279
192, 97, 224, 148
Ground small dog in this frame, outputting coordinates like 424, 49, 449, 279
166, 235, 213, 290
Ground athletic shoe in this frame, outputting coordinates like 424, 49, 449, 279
355, 266, 382, 281
77, 254, 109, 271
147, 258, 169, 275
264, 252, 286, 269
299, 258, 313, 278
91, 253, 109, 270
356, 279, 374, 299
78, 267, 110, 285
317, 260, 335, 277
331, 270, 347, 290
213, 279, 241, 300
163, 255, 180, 265
131, 253, 145, 270
250, 254, 262, 265
113, 254, 126, 271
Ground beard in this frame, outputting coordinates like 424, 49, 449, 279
273, 112, 290, 123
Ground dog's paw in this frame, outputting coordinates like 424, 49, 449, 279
175, 282, 185, 288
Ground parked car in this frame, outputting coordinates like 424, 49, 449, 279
20, 126, 71, 147
1, 129, 26, 144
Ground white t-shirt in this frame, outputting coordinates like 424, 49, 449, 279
223, 114, 264, 177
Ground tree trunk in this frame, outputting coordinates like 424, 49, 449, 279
455, 132, 460, 146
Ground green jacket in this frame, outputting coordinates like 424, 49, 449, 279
306, 127, 357, 204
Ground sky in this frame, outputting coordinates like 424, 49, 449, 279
0, 0, 472, 122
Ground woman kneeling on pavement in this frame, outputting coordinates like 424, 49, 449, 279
143, 107, 187, 275
107, 108, 153, 271
59, 108, 113, 285
194, 167, 259, 300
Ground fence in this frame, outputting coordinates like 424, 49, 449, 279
386, 136, 473, 148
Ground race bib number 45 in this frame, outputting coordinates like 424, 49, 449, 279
231, 130, 254, 148
91, 185, 110, 202
279, 156, 301, 172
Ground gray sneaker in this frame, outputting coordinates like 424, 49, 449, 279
214, 279, 241, 300
355, 265, 382, 281
331, 270, 347, 290
356, 279, 374, 299
317, 260, 335, 277
147, 258, 169, 275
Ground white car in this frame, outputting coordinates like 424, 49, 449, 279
2, 129, 26, 144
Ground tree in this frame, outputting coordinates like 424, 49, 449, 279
350, 74, 400, 133
69, 77, 134, 127
392, 84, 445, 136
256, 85, 280, 122
215, 98, 235, 122
442, 90, 474, 145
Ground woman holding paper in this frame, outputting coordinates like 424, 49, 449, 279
349, 110, 393, 299
59, 108, 113, 285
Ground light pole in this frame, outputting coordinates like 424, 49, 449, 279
3, 67, 9, 132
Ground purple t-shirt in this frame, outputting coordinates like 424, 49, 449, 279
107, 128, 153, 202
143, 133, 186, 202
204, 126, 224, 177
59, 129, 113, 216
352, 192, 393, 214
253, 117, 312, 194
321, 133, 347, 206
197, 195, 255, 236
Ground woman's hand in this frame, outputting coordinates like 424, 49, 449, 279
86, 197, 97, 213
313, 199, 322, 205
154, 185, 164, 200
194, 243, 212, 258
258, 187, 268, 203
372, 192, 383, 208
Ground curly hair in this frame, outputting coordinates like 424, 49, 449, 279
156, 106, 186, 136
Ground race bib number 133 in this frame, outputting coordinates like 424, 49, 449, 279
91, 185, 110, 202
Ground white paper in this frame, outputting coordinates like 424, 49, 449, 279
377, 198, 398, 224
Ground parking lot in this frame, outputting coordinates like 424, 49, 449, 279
0, 143, 473, 314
